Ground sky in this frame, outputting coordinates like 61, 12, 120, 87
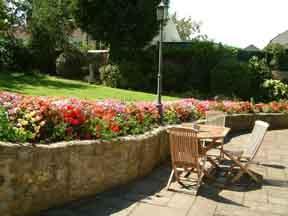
170, 0, 288, 49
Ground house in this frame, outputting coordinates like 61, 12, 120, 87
244, 44, 260, 51
268, 30, 288, 49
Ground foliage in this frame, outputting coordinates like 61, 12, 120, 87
248, 56, 272, 99
99, 64, 122, 88
118, 49, 157, 92
265, 43, 288, 70
0, 34, 32, 70
0, 0, 7, 29
262, 79, 288, 101
0, 106, 15, 141
171, 12, 207, 41
30, 0, 75, 73
162, 41, 237, 92
74, 0, 163, 60
0, 0, 32, 30
210, 58, 251, 99
210, 56, 272, 100
56, 47, 87, 79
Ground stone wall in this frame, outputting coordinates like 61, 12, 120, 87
226, 113, 288, 132
0, 127, 170, 216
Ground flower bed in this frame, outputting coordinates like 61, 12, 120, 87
0, 91, 288, 143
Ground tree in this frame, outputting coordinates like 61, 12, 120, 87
171, 12, 207, 41
30, 0, 75, 73
0, 0, 7, 30
1, 0, 32, 30
74, 0, 164, 60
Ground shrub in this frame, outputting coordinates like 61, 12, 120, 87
262, 79, 288, 101
99, 64, 122, 88
210, 56, 272, 100
162, 41, 237, 92
118, 60, 155, 91
0, 35, 32, 71
265, 43, 288, 70
56, 48, 87, 79
248, 56, 272, 100
210, 58, 252, 99
0, 106, 14, 141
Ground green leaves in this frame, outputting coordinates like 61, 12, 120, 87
262, 79, 288, 101
171, 12, 206, 41
74, 0, 162, 59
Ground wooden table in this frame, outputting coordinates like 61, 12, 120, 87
180, 123, 231, 168
180, 123, 230, 142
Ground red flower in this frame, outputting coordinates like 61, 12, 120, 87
110, 123, 120, 133
71, 119, 80, 126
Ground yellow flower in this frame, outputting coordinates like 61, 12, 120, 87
20, 120, 29, 126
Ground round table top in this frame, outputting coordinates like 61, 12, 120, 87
180, 123, 230, 140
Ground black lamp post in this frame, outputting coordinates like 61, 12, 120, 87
156, 0, 168, 124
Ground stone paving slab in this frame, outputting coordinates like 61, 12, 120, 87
40, 129, 288, 216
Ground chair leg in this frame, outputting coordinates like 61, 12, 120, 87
166, 170, 174, 190
207, 156, 219, 169
231, 170, 244, 183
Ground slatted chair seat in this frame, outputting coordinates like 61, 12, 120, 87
222, 120, 269, 184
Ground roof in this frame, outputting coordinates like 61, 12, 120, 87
269, 30, 288, 48
244, 44, 260, 51
150, 17, 182, 45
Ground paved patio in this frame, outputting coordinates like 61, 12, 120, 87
40, 129, 288, 216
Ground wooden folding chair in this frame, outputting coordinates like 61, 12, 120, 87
205, 111, 227, 160
206, 110, 226, 127
166, 127, 210, 194
222, 120, 269, 184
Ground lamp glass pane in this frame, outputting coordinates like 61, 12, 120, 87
157, 6, 164, 21
163, 6, 168, 20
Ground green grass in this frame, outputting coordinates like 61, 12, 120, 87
0, 72, 177, 101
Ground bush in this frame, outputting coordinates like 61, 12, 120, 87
99, 64, 122, 88
162, 41, 237, 92
0, 35, 32, 71
210, 56, 272, 100
210, 58, 252, 99
0, 106, 14, 141
262, 79, 288, 101
56, 48, 87, 79
265, 43, 288, 70
118, 59, 156, 91
248, 56, 272, 100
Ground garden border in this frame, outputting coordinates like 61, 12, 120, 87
0, 113, 288, 216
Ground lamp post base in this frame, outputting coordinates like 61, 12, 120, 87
156, 103, 164, 125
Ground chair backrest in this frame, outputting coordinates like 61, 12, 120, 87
168, 127, 201, 167
205, 111, 226, 127
245, 120, 269, 160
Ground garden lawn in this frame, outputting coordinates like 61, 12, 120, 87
0, 72, 177, 101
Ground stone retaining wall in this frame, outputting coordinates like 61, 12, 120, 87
225, 113, 288, 132
0, 127, 169, 216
